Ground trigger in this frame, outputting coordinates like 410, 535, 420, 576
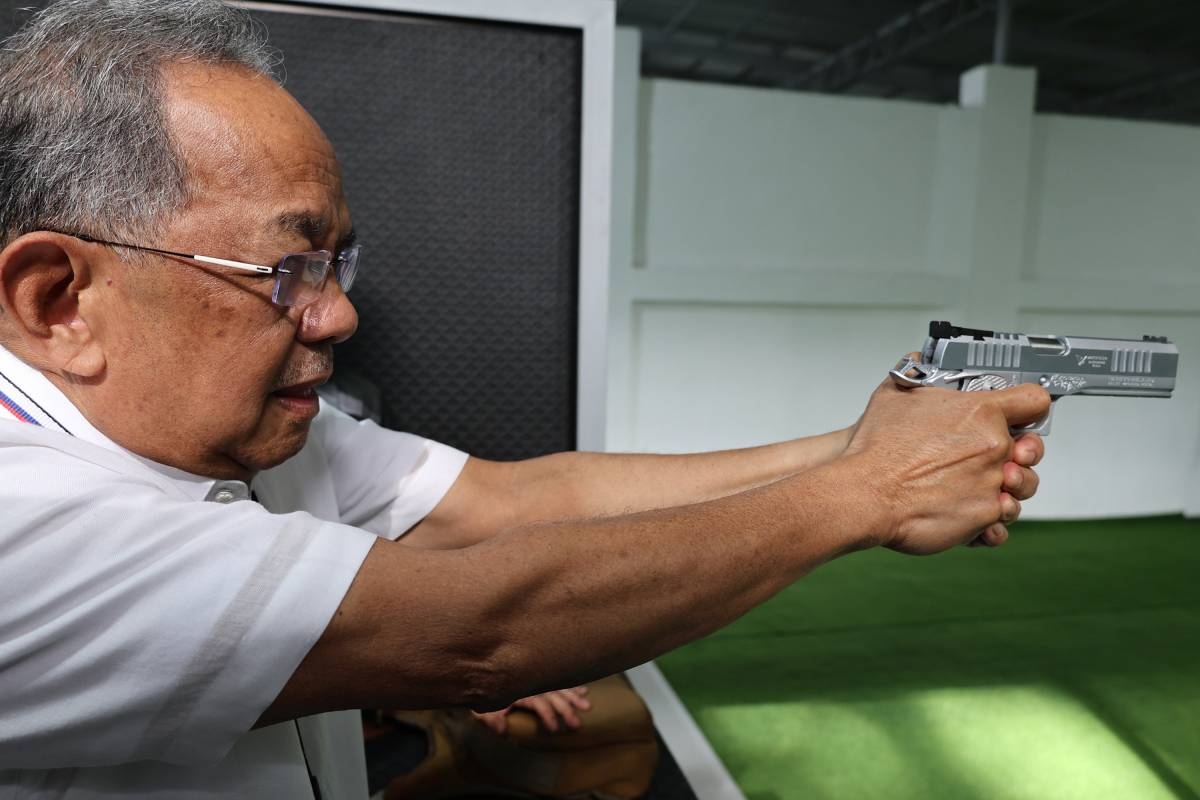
1010, 410, 1053, 437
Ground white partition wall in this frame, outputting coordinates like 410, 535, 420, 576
1019, 114, 1200, 517
607, 28, 1200, 520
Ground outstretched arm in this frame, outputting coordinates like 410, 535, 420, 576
402, 426, 855, 549
258, 382, 1049, 726
404, 409, 1042, 551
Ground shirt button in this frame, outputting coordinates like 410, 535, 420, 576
213, 489, 236, 504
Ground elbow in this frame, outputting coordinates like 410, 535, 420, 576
444, 582, 551, 710
452, 637, 541, 711
431, 539, 574, 710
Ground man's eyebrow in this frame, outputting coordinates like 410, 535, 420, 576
276, 211, 328, 244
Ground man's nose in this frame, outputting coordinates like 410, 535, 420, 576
297, 280, 358, 344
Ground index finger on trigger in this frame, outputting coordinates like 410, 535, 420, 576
993, 384, 1051, 427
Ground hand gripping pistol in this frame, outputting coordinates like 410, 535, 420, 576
890, 321, 1179, 435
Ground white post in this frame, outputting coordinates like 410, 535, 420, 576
605, 26, 641, 454
957, 64, 1037, 332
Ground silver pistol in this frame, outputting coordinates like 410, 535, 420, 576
890, 321, 1179, 435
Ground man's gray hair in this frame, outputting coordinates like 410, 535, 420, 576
0, 0, 280, 245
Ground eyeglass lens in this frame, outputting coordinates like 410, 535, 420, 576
271, 245, 360, 308
333, 245, 359, 294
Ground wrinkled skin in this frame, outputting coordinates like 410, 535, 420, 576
845, 378, 1047, 554
2, 62, 359, 480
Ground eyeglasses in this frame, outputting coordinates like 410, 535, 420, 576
61, 232, 360, 308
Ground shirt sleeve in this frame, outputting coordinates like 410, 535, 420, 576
0, 446, 377, 769
310, 403, 469, 539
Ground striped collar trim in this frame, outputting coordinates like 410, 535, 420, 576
0, 386, 39, 425
0, 362, 69, 432
0, 345, 231, 501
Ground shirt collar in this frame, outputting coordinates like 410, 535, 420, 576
0, 344, 239, 502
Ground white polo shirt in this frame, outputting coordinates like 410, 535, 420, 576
0, 345, 469, 798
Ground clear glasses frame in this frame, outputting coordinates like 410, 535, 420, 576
59, 232, 360, 308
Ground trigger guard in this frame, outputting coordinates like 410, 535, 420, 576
1010, 413, 1052, 437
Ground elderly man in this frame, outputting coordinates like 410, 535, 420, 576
0, 0, 1050, 797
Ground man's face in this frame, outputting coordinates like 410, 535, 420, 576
78, 63, 359, 479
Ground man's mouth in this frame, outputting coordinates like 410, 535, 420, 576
270, 375, 329, 412
272, 373, 329, 396
272, 385, 318, 400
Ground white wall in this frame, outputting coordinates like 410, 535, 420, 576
607, 28, 1200, 520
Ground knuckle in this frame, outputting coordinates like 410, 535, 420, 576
962, 399, 1005, 435
1011, 468, 1025, 491
1020, 469, 1041, 499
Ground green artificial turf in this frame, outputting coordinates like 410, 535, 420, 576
656, 516, 1200, 800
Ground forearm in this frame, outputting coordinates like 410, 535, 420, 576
403, 426, 853, 549
268, 455, 881, 722
471, 457, 874, 691
511, 427, 854, 521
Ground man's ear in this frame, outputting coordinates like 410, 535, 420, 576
0, 232, 106, 379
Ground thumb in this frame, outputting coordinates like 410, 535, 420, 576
992, 384, 1051, 426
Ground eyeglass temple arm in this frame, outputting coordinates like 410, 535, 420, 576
191, 255, 274, 275
68, 232, 275, 276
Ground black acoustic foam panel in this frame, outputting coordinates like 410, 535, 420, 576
0, 1, 583, 461
253, 6, 582, 461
